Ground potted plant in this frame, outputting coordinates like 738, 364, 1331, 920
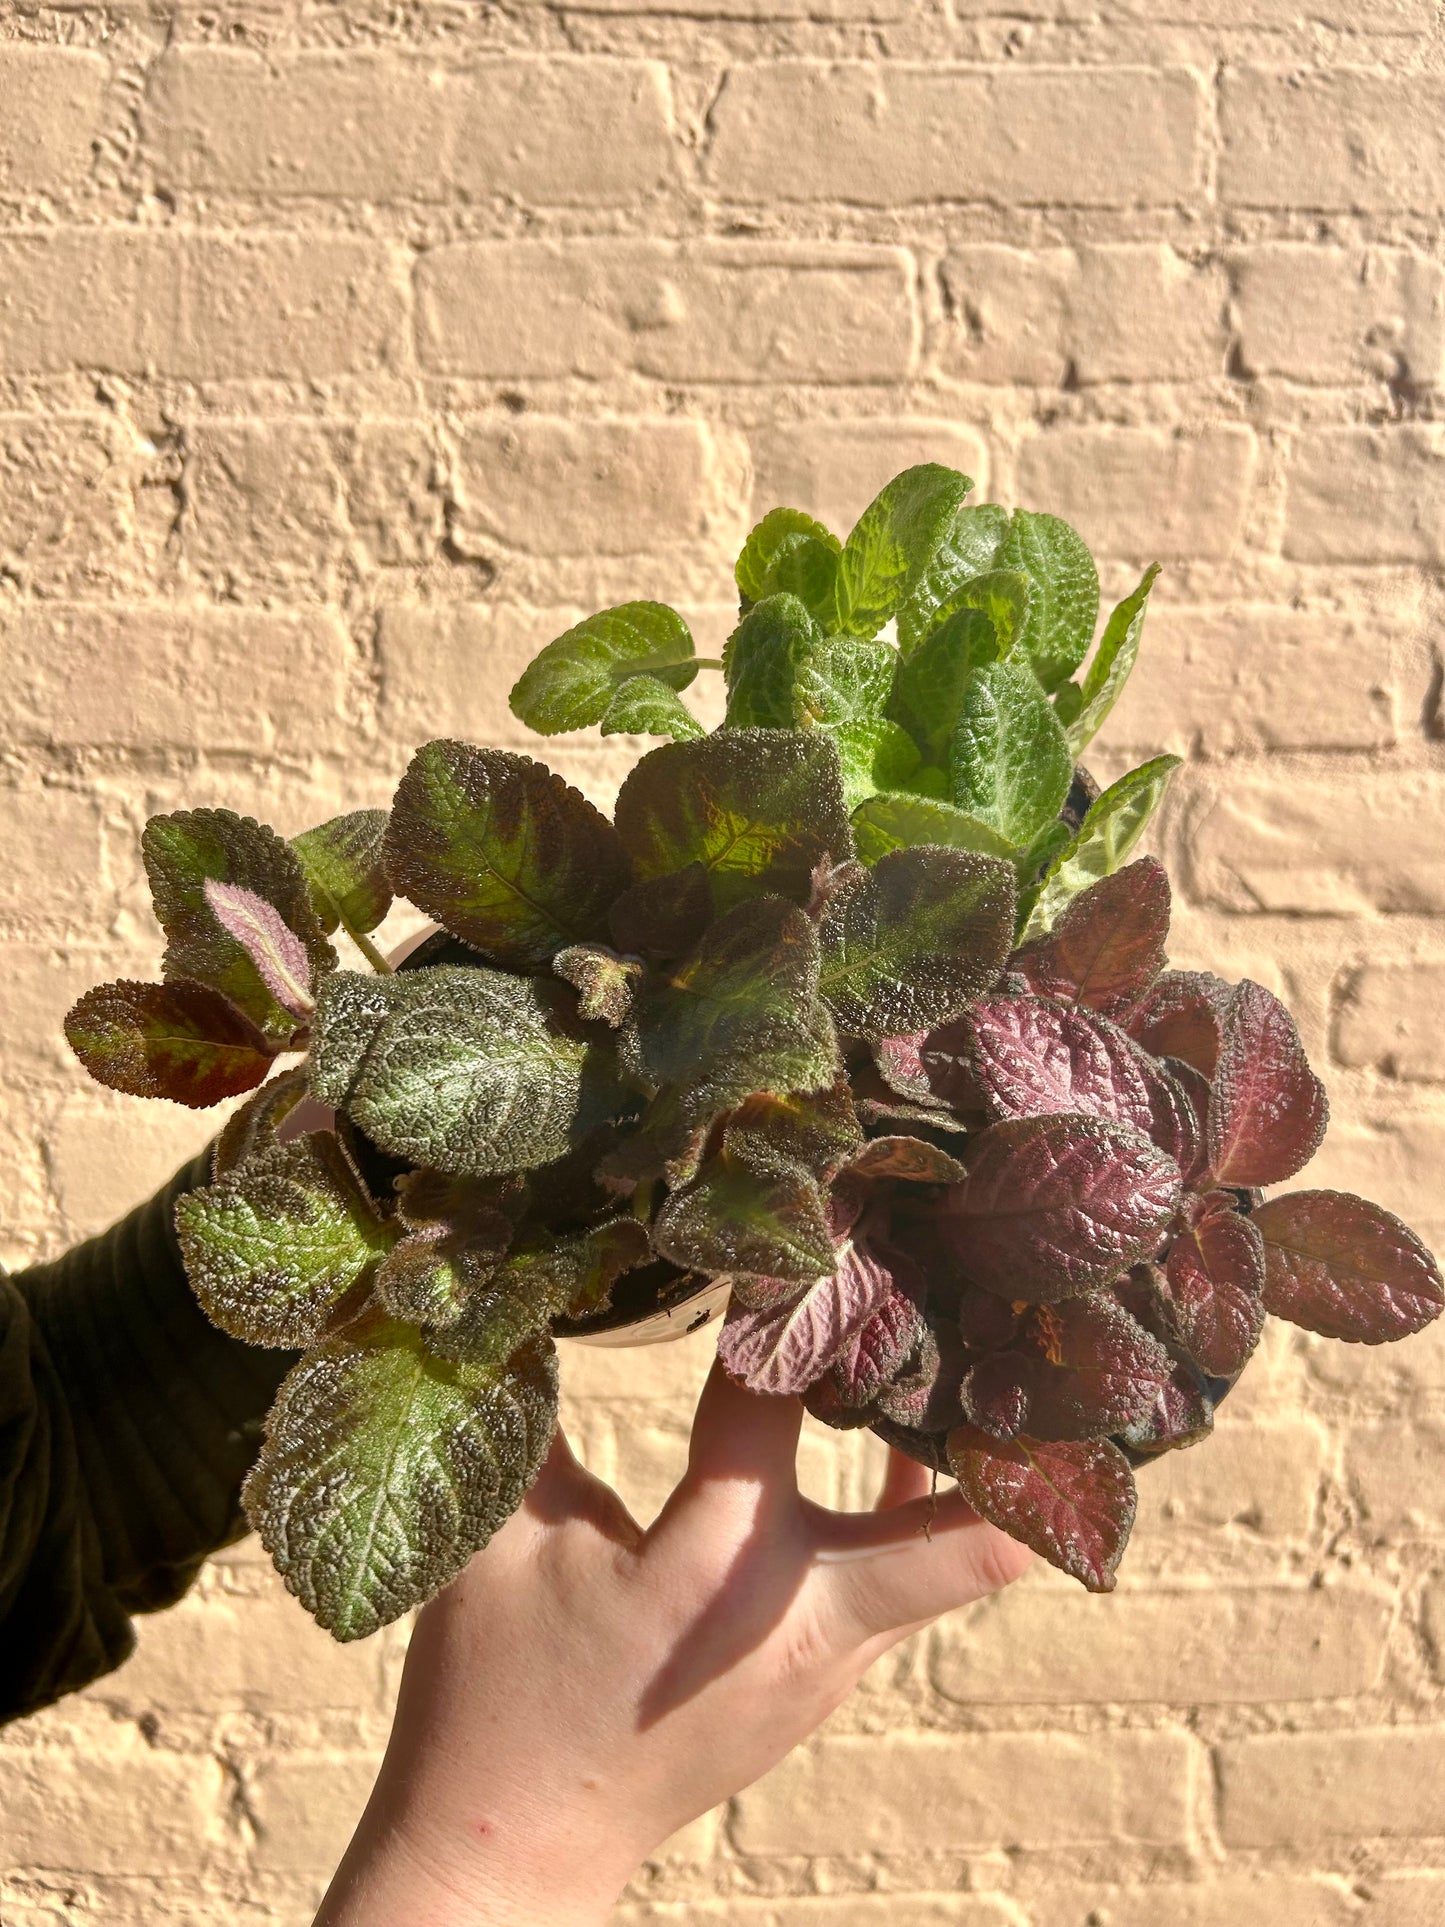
65, 463, 1443, 1639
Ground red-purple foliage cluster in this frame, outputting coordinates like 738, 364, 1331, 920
718, 857, 1444, 1589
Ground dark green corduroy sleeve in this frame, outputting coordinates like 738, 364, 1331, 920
0, 1152, 295, 1726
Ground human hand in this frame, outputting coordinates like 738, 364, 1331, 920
313, 1358, 1031, 1927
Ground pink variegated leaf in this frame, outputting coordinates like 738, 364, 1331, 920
1207, 980, 1328, 1188
1013, 857, 1171, 1017
1123, 970, 1234, 1078
828, 1249, 927, 1409
953, 994, 1156, 1136
943, 1113, 1182, 1303
946, 1426, 1137, 1592
876, 1320, 970, 1431
203, 879, 316, 1020
717, 1240, 896, 1395
871, 1031, 939, 1104
1160, 1204, 1267, 1377
961, 1295, 1176, 1444
1254, 1190, 1444, 1344
1115, 1358, 1214, 1456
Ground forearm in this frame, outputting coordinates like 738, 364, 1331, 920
2, 1151, 295, 1719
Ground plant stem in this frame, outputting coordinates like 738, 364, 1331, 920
694, 657, 725, 670
349, 926, 394, 974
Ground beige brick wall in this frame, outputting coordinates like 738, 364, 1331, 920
1, 1, 1442, 1921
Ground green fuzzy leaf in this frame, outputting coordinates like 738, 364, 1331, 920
898, 503, 1011, 656
817, 847, 1017, 1038
292, 810, 393, 937
736, 506, 841, 622
386, 741, 630, 969
949, 661, 1074, 850
613, 728, 854, 915
374, 1185, 514, 1329
911, 569, 1033, 667
1053, 681, 1085, 729
1067, 563, 1162, 755
142, 808, 335, 1043
243, 1309, 558, 1639
653, 1152, 835, 1283
851, 792, 1021, 868
724, 594, 818, 730
794, 632, 920, 809
1026, 755, 1182, 937
723, 1080, 864, 1182
889, 606, 1000, 760
436, 1220, 651, 1365
600, 675, 704, 742
176, 1135, 392, 1348
310, 965, 621, 1178
997, 510, 1101, 694
833, 464, 973, 639
212, 1067, 310, 1180
509, 601, 696, 735
552, 943, 642, 1027
606, 896, 840, 1188
66, 978, 275, 1109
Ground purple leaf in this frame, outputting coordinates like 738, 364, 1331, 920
203, 879, 316, 1019
828, 1250, 927, 1408
1253, 1190, 1445, 1344
961, 1295, 1176, 1443
1206, 980, 1328, 1188
717, 1240, 896, 1395
1123, 970, 1234, 1078
942, 1113, 1182, 1303
946, 1426, 1137, 1592
952, 994, 1156, 1136
1013, 857, 1171, 1018
1115, 1358, 1214, 1456
876, 1320, 970, 1430
871, 1031, 941, 1104
957, 1283, 1024, 1358
1160, 1203, 1267, 1376
1143, 1055, 1211, 1181
65, 978, 275, 1108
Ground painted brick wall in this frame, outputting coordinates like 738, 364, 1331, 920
1, 2, 1443, 1923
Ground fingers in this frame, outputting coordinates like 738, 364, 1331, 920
645, 1357, 803, 1548
809, 1488, 1032, 1642
515, 1422, 643, 1553
872, 1445, 934, 1512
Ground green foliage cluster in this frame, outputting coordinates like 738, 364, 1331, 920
65, 465, 1443, 1636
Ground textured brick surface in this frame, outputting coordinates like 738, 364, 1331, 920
2, 7, 1443, 1923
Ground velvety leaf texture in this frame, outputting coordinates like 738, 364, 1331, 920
1253, 1191, 1445, 1343
292, 809, 393, 937
949, 662, 1073, 852
817, 846, 1017, 1040
897, 502, 1011, 656
1124, 970, 1235, 1079
1027, 756, 1182, 937
509, 601, 695, 735
844, 1135, 967, 1185
793, 633, 921, 809
142, 807, 335, 1043
652, 1153, 835, 1283
954, 995, 1157, 1138
176, 1134, 392, 1348
212, 1067, 310, 1179
613, 729, 855, 915
1067, 563, 1160, 755
1013, 857, 1171, 1018
996, 510, 1100, 694
1207, 980, 1329, 1188
830, 1281, 926, 1410
244, 1311, 559, 1639
962, 1296, 1176, 1444
552, 944, 642, 1028
947, 1426, 1136, 1592
310, 965, 615, 1178
66, 978, 274, 1108
718, 1240, 897, 1395
888, 607, 999, 761
833, 463, 971, 639
736, 506, 840, 617
851, 793, 1020, 868
386, 741, 630, 969
203, 880, 317, 1019
1160, 1205, 1267, 1377
724, 594, 819, 731
944, 1112, 1182, 1302
601, 675, 705, 743
723, 1081, 864, 1183
437, 1221, 652, 1365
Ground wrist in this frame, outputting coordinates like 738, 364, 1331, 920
313, 1773, 628, 1927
